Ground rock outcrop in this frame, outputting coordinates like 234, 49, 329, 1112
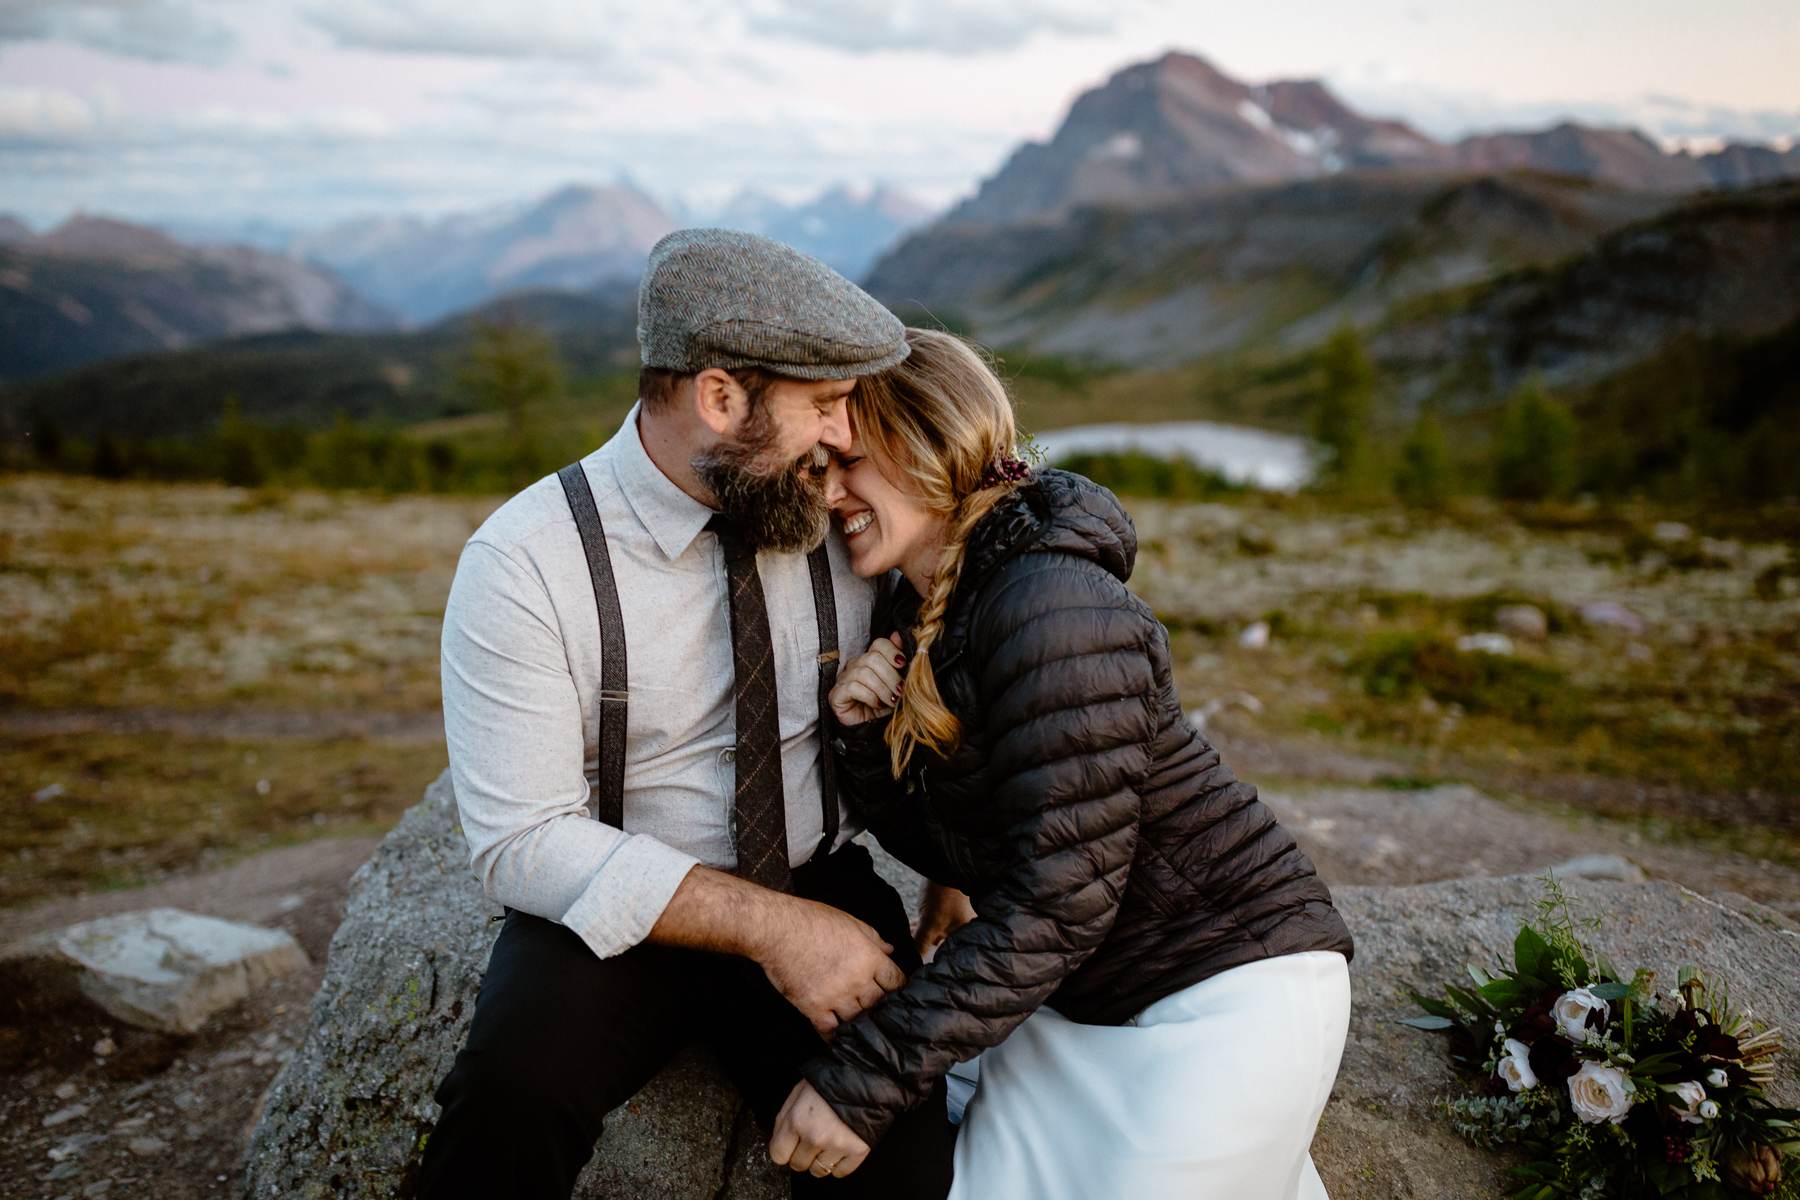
240, 770, 789, 1200
245, 771, 1800, 1198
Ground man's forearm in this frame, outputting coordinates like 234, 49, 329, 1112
646, 864, 794, 961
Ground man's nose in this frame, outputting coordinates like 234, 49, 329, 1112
818, 398, 852, 453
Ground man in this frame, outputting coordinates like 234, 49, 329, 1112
415, 230, 955, 1199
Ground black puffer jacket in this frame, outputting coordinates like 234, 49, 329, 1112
800, 469, 1354, 1146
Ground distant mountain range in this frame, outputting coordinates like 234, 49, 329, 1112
868, 50, 1800, 406
940, 52, 1800, 229
0, 216, 394, 383
5, 46, 1798, 462
0, 181, 935, 382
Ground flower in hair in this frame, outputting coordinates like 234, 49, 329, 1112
978, 452, 1032, 490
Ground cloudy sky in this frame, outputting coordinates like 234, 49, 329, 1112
3, 0, 1797, 233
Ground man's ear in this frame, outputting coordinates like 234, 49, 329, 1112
692, 368, 747, 437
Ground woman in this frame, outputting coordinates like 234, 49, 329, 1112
770, 328, 1355, 1198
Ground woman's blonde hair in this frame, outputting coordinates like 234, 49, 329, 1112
850, 328, 1026, 777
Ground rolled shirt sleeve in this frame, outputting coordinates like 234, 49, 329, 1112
441, 538, 699, 960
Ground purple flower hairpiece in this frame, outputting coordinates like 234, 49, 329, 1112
978, 452, 1032, 490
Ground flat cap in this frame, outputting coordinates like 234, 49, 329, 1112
638, 228, 909, 380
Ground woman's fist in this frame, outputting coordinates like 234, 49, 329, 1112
828, 633, 907, 726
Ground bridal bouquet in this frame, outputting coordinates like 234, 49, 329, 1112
1406, 876, 1800, 1198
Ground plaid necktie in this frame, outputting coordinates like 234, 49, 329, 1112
707, 515, 792, 891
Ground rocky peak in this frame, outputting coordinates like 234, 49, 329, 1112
1453, 122, 1710, 190
34, 215, 187, 262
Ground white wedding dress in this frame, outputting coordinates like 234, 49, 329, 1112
944, 950, 1351, 1200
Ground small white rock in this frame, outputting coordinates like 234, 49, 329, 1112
33, 782, 66, 803
43, 1103, 89, 1129
92, 1038, 115, 1057
1494, 604, 1549, 642
126, 1135, 167, 1157
1548, 854, 1646, 883
1652, 521, 1692, 544
1580, 601, 1647, 636
1238, 621, 1271, 650
1456, 632, 1514, 655
53, 1081, 79, 1101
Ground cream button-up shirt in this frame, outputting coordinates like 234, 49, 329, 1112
440, 404, 876, 961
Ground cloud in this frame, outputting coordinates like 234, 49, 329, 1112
297, 0, 684, 67
0, 0, 239, 65
744, 0, 1116, 55
0, 86, 107, 142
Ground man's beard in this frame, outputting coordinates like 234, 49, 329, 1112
692, 403, 832, 553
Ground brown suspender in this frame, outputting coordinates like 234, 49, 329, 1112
556, 462, 842, 860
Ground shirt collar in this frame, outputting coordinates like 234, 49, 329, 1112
610, 402, 717, 561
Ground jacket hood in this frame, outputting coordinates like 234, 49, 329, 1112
960, 467, 1137, 594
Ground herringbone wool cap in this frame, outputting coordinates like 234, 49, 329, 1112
637, 228, 909, 380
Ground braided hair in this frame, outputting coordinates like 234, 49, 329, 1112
847, 328, 1029, 777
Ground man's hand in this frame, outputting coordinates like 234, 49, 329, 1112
647, 865, 905, 1037
915, 881, 976, 963
770, 1080, 870, 1179
759, 897, 906, 1038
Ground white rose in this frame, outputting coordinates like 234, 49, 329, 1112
1699, 1100, 1720, 1120
1669, 1080, 1707, 1124
1707, 1068, 1729, 1088
1568, 1061, 1633, 1124
1496, 1039, 1539, 1092
1553, 988, 1610, 1043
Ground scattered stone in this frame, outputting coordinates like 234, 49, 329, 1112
82, 1181, 112, 1198
125, 1135, 166, 1157
1580, 600, 1647, 636
33, 782, 66, 803
276, 893, 305, 913
91, 1038, 114, 1057
1455, 632, 1513, 655
209, 1047, 255, 1069
0, 908, 310, 1034
43, 1103, 89, 1128
1627, 642, 1654, 663
53, 1081, 79, 1100
44, 1160, 81, 1181
1651, 521, 1693, 544
1238, 620, 1271, 649
1493, 603, 1548, 642
170, 1091, 201, 1112
120, 1082, 155, 1103
1545, 854, 1646, 883
47, 1132, 104, 1162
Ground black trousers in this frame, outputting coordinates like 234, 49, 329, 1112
414, 843, 955, 1200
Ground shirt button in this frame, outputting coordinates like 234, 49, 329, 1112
720, 748, 736, 764
831, 737, 847, 754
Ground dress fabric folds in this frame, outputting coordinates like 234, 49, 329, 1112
947, 950, 1352, 1200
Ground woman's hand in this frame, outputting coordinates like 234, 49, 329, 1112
769, 1080, 871, 1179
915, 881, 976, 962
829, 633, 907, 727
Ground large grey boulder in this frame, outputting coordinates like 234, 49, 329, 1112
246, 773, 1800, 1199
1312, 876, 1800, 1199
242, 770, 790, 1199
1, 907, 309, 1034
